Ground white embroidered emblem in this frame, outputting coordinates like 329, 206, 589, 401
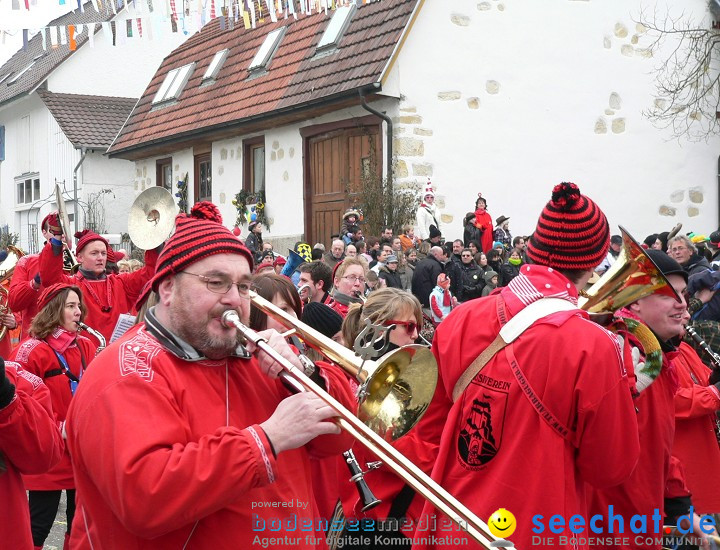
13, 338, 42, 364
118, 331, 161, 382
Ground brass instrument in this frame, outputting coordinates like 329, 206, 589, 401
54, 185, 79, 273
0, 245, 25, 341
77, 322, 106, 356
128, 187, 178, 250
221, 297, 497, 547
580, 226, 681, 314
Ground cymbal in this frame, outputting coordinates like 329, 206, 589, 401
128, 187, 178, 250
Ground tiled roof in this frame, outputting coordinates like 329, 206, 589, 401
38, 90, 137, 148
109, 0, 420, 157
0, 2, 115, 109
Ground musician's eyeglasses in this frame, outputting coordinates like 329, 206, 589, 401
181, 272, 251, 296
342, 275, 366, 285
384, 320, 419, 335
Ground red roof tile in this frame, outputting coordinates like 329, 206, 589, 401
109, 0, 420, 157
38, 90, 137, 148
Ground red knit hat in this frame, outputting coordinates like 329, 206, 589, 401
38, 282, 79, 311
150, 202, 254, 291
41, 211, 61, 235
526, 182, 610, 271
75, 229, 109, 255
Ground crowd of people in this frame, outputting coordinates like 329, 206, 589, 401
1, 181, 720, 550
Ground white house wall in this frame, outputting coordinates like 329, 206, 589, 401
47, 14, 189, 98
81, 152, 136, 236
385, 0, 720, 241
0, 94, 55, 251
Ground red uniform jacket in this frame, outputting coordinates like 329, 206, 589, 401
473, 210, 493, 254
11, 335, 96, 490
671, 342, 720, 513
39, 243, 158, 347
413, 265, 640, 550
7, 253, 40, 341
587, 330, 679, 549
0, 361, 64, 550
66, 326, 356, 549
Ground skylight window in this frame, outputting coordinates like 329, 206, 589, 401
203, 49, 229, 81
316, 5, 355, 51
152, 63, 195, 104
248, 27, 286, 72
7, 54, 44, 85
0, 73, 12, 85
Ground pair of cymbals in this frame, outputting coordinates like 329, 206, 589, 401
127, 187, 178, 250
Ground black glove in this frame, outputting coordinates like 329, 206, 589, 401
0, 358, 15, 410
710, 366, 720, 386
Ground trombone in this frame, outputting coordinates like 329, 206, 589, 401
221, 292, 498, 548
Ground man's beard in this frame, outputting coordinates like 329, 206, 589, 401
170, 304, 243, 360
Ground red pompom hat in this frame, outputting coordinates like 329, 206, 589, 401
74, 229, 109, 255
150, 202, 255, 292
526, 182, 610, 271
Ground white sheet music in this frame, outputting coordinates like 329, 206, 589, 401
110, 313, 137, 343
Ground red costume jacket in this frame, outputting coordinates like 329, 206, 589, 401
0, 361, 64, 550
39, 242, 158, 347
7, 253, 40, 341
587, 319, 680, 550
11, 334, 96, 490
671, 341, 720, 513
412, 265, 640, 550
66, 326, 355, 549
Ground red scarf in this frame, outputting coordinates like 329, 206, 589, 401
46, 326, 77, 354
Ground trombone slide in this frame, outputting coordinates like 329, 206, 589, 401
221, 310, 496, 548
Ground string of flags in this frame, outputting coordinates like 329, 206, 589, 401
1, 0, 376, 51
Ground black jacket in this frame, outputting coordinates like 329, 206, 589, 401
378, 267, 403, 289
411, 255, 444, 307
683, 254, 711, 277
500, 261, 522, 287
458, 261, 484, 302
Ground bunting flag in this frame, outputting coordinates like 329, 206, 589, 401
0, 0, 362, 56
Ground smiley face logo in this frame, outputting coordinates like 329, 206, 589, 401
488, 508, 516, 538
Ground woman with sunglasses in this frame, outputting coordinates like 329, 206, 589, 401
337, 288, 438, 549
10, 282, 96, 550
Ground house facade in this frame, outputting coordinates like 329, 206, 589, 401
0, 3, 187, 252
109, 0, 720, 252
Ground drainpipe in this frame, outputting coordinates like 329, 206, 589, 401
359, 84, 393, 226
73, 147, 88, 237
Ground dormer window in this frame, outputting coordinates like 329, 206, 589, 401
248, 27, 286, 73
7, 54, 44, 85
0, 73, 12, 85
152, 63, 195, 105
316, 5, 355, 52
203, 49, 229, 82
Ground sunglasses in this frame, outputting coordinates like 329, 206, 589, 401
384, 320, 419, 334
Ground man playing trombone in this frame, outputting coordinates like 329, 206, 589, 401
64, 202, 355, 549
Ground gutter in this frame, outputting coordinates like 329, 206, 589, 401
359, 83, 393, 185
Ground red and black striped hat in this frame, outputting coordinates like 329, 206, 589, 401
526, 182, 609, 271
150, 202, 254, 291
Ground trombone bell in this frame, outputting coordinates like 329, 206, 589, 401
579, 226, 681, 314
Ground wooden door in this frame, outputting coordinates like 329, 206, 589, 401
305, 125, 380, 247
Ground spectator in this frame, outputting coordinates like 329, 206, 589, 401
345, 225, 363, 246
411, 245, 446, 311
378, 255, 403, 289
472, 194, 493, 253
486, 248, 503, 275
396, 251, 414, 292
427, 225, 442, 247
467, 240, 480, 257
340, 209, 361, 243
463, 212, 481, 249
416, 241, 431, 262
595, 234, 623, 275
415, 182, 440, 241
117, 259, 131, 273
399, 224, 417, 252
429, 273, 455, 324
323, 240, 346, 271
391, 237, 403, 253
493, 215, 512, 252
406, 247, 419, 267
669, 235, 711, 277
643, 234, 662, 250
481, 269, 498, 296
512, 235, 527, 261
379, 226, 394, 247
345, 244, 357, 258
273, 256, 287, 274
500, 249, 524, 287
244, 221, 264, 262
458, 248, 484, 302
